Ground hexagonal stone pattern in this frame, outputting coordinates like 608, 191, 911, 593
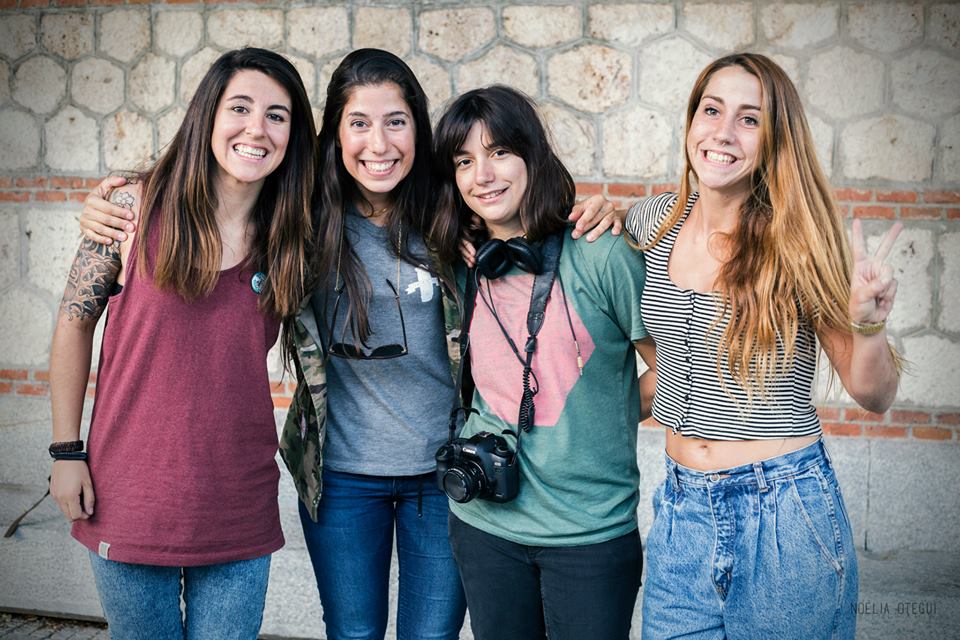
99, 9, 150, 63
44, 106, 98, 173
0, 209, 20, 291
503, 5, 580, 48
541, 104, 595, 176
0, 14, 36, 60
602, 105, 672, 178
637, 37, 712, 112
285, 54, 317, 105
12, 56, 65, 115
354, 7, 413, 58
588, 3, 674, 47
180, 47, 221, 104
456, 46, 538, 97
71, 58, 124, 115
25, 206, 80, 298
157, 106, 186, 150
288, 7, 349, 58
847, 2, 922, 53
0, 62, 9, 107
128, 54, 176, 114
866, 226, 932, 333
891, 50, 960, 118
103, 111, 154, 172
406, 56, 452, 114
939, 232, 960, 333
418, 8, 495, 62
807, 47, 883, 118
208, 9, 284, 50
770, 53, 800, 83
41, 13, 94, 60
840, 115, 934, 182
761, 3, 838, 49
316, 58, 342, 112
154, 10, 203, 58
899, 335, 960, 407
929, 3, 960, 51
806, 112, 834, 175
0, 286, 54, 366
0, 109, 40, 171
547, 44, 630, 114
939, 113, 960, 182
683, 2, 755, 51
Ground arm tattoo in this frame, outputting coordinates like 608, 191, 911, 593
59, 238, 122, 323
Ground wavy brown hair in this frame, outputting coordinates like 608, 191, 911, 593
647, 53, 895, 393
134, 48, 316, 328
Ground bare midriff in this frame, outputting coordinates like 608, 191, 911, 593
660, 421, 821, 472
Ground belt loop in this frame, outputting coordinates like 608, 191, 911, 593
753, 462, 769, 493
668, 458, 682, 493
820, 439, 833, 468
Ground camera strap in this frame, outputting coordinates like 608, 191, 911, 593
446, 233, 563, 447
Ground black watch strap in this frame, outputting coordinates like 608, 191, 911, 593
49, 440, 85, 460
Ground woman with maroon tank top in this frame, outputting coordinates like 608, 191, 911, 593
48, 49, 316, 640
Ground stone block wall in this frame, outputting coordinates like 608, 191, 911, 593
0, 0, 958, 556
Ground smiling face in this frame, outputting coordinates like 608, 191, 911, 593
686, 65, 763, 201
210, 69, 292, 192
454, 122, 529, 240
337, 82, 416, 211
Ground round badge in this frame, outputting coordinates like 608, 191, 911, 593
251, 272, 266, 294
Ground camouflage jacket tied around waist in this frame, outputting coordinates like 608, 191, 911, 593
279, 259, 463, 522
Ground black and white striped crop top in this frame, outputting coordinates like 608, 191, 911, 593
626, 192, 822, 441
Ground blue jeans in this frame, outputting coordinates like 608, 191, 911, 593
87, 552, 270, 640
299, 469, 467, 640
642, 439, 858, 640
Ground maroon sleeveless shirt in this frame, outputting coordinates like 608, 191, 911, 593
72, 216, 283, 566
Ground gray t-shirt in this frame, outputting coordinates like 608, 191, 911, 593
316, 212, 455, 475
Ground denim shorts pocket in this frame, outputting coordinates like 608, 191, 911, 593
786, 466, 845, 575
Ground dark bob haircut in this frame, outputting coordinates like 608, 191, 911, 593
430, 85, 575, 265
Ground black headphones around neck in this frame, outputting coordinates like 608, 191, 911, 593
475, 237, 543, 280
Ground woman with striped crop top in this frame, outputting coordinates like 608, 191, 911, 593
625, 54, 902, 640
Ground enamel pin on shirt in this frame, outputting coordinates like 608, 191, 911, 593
251, 272, 266, 294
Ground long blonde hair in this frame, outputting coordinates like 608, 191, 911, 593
647, 53, 885, 393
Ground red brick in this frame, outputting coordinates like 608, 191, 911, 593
88, 372, 98, 383
0, 0, 18, 8
16, 383, 48, 396
272, 396, 292, 409
85, 178, 105, 188
33, 370, 50, 381
875, 190, 918, 204
90, 0, 123, 4
86, 387, 96, 398
36, 191, 67, 202
816, 406, 841, 420
836, 204, 850, 217
864, 425, 907, 438
0, 192, 30, 202
652, 183, 679, 195
912, 427, 953, 441
21, 0, 50, 6
575, 182, 603, 196
923, 190, 960, 204
891, 410, 931, 425
822, 422, 861, 437
607, 183, 647, 198
51, 176, 86, 189
834, 188, 873, 202
0, 382, 13, 394
15, 177, 47, 188
947, 208, 960, 220
937, 413, 960, 425
69, 192, 87, 203
853, 205, 896, 219
0, 177, 11, 188
844, 407, 886, 422
901, 207, 942, 219
0, 369, 28, 380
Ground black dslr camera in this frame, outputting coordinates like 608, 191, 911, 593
435, 432, 520, 503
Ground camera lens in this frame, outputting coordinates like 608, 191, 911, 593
442, 463, 485, 503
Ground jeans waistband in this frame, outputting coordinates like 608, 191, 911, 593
664, 438, 832, 492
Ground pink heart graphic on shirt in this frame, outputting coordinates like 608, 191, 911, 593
469, 275, 594, 427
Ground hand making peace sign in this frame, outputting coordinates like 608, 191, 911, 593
848, 219, 902, 326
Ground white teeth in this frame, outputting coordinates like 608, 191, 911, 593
478, 189, 505, 200
705, 150, 735, 164
364, 160, 395, 172
234, 144, 266, 159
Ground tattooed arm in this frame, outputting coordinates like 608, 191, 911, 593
49, 185, 138, 522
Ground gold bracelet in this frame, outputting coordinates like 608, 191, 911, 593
850, 319, 886, 335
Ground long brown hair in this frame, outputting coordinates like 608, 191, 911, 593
135, 48, 316, 325
647, 53, 895, 392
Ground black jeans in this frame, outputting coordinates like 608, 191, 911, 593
448, 514, 642, 640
